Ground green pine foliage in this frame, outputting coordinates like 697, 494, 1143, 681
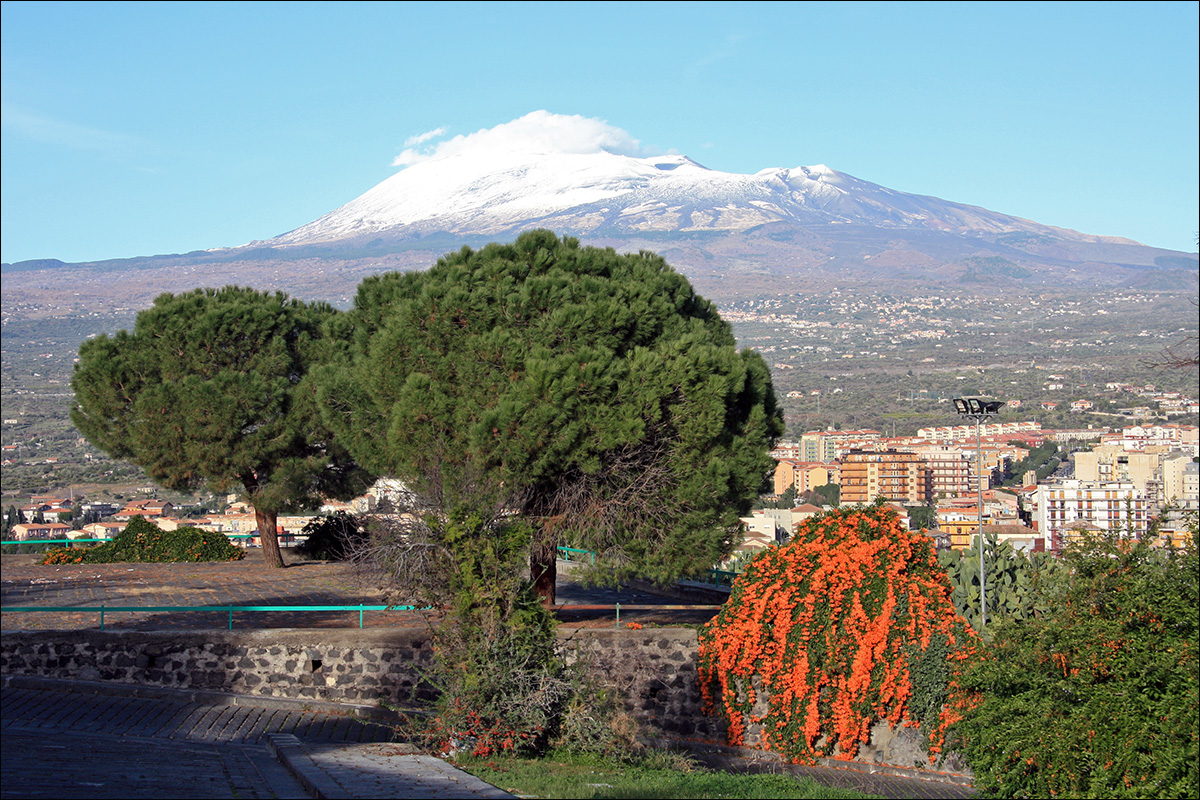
70, 286, 371, 567
315, 231, 783, 591
947, 526, 1199, 798
41, 516, 244, 564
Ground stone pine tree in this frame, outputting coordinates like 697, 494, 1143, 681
316, 230, 783, 603
70, 287, 370, 568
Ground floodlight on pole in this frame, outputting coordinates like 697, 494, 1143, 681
954, 396, 1003, 628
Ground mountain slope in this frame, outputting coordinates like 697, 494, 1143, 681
268, 145, 1135, 249
5, 112, 1194, 299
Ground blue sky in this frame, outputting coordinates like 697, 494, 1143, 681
2, 1, 1197, 264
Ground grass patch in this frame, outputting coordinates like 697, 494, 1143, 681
453, 749, 879, 799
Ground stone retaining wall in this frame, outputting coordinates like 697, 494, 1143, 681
0, 629, 438, 705
0, 626, 964, 774
0, 626, 718, 739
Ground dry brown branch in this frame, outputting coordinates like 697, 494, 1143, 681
1144, 296, 1199, 370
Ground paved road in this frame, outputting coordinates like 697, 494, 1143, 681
1, 679, 512, 799
2, 679, 973, 799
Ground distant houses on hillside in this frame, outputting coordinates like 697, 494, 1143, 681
765, 421, 1198, 555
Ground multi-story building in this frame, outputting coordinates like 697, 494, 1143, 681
916, 420, 1040, 442
798, 430, 881, 462
937, 506, 986, 549
840, 450, 932, 506
773, 459, 837, 496
908, 444, 973, 499
81, 521, 125, 540
770, 441, 802, 460
1073, 445, 1164, 496
10, 522, 72, 541
1033, 480, 1149, 552
1184, 461, 1200, 514
1099, 424, 1199, 454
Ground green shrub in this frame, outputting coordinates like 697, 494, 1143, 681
947, 526, 1199, 798
938, 535, 1064, 633
420, 510, 570, 758
42, 516, 244, 564
295, 511, 366, 561
368, 506, 640, 761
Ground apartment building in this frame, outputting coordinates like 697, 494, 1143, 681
840, 450, 932, 506
798, 430, 882, 462
773, 459, 837, 496
1100, 424, 1199, 454
1073, 445, 1164, 495
909, 445, 973, 499
916, 420, 1040, 442
1033, 480, 1149, 552
10, 522, 72, 541
937, 506, 986, 550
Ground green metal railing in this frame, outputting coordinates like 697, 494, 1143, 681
556, 545, 594, 564
3, 537, 109, 547
1, 603, 424, 631
2, 601, 728, 630
3, 543, 736, 631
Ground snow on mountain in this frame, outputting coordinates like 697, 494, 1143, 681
267, 112, 1131, 248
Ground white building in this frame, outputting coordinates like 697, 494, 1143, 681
1033, 480, 1150, 552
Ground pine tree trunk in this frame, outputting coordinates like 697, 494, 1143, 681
254, 507, 285, 569
530, 538, 557, 608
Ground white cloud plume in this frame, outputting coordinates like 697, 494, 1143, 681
391, 111, 653, 167
403, 127, 447, 148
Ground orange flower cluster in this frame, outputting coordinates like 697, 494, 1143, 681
698, 504, 973, 764
42, 548, 86, 565
428, 698, 543, 758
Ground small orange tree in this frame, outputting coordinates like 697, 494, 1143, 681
699, 502, 972, 763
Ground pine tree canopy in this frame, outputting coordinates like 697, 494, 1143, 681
70, 286, 370, 567
316, 231, 783, 596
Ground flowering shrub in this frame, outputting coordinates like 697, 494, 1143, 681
945, 529, 1199, 798
699, 502, 972, 764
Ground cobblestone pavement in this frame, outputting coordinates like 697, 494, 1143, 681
1, 681, 512, 799
0, 553, 722, 631
0, 556, 415, 631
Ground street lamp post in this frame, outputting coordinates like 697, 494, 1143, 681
953, 396, 1005, 628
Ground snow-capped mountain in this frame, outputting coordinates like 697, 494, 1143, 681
267, 112, 1130, 249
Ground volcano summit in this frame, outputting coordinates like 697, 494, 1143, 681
266, 111, 1135, 252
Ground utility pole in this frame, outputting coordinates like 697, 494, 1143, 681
954, 396, 1004, 628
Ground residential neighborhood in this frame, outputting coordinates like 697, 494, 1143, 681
740, 421, 1198, 564
6, 419, 1197, 570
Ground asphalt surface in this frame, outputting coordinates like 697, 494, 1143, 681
2, 553, 975, 798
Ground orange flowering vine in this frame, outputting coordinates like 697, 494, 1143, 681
698, 502, 974, 764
